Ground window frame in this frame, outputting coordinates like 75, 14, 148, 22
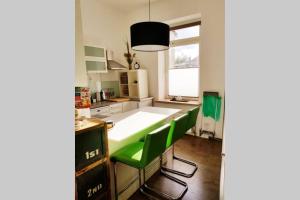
165, 21, 201, 100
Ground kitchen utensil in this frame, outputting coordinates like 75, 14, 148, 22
96, 81, 101, 92
106, 120, 114, 129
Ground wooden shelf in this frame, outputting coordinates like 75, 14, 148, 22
75, 158, 107, 177
119, 70, 148, 99
75, 118, 105, 135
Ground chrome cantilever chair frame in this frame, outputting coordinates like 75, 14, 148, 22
113, 155, 188, 200
161, 112, 198, 178
161, 145, 198, 178
141, 155, 188, 200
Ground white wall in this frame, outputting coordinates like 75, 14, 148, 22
126, 0, 225, 138
80, 0, 129, 91
75, 0, 88, 87
80, 0, 128, 67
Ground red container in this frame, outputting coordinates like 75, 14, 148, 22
75, 87, 91, 108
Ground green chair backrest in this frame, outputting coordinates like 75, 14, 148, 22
166, 113, 189, 148
140, 124, 171, 167
186, 106, 200, 131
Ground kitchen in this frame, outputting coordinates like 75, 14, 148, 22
75, 0, 225, 200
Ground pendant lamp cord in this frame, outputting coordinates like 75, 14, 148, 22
148, 0, 150, 21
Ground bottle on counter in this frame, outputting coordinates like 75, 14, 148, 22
96, 92, 101, 102
90, 93, 97, 103
100, 90, 104, 101
90, 95, 93, 104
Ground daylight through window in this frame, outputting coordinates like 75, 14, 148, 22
167, 22, 200, 98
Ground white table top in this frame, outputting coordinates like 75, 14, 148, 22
103, 106, 181, 155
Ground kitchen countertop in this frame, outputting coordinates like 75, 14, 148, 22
90, 101, 118, 109
130, 97, 154, 101
90, 97, 154, 109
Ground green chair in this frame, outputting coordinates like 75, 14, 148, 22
186, 106, 200, 136
162, 113, 198, 178
111, 124, 188, 200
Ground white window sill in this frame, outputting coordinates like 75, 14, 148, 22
155, 99, 201, 106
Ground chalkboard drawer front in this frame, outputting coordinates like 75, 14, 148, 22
76, 163, 108, 200
75, 127, 106, 171
95, 192, 109, 200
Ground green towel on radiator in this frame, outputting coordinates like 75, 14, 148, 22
202, 95, 222, 121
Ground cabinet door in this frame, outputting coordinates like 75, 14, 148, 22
138, 99, 153, 108
136, 70, 148, 99
90, 107, 111, 117
127, 71, 139, 98
109, 103, 123, 114
84, 46, 105, 58
122, 101, 138, 112
85, 57, 107, 73
84, 45, 107, 73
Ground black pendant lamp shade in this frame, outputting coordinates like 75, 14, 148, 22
130, 21, 170, 52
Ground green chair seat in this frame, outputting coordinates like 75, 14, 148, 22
111, 124, 171, 169
111, 142, 144, 168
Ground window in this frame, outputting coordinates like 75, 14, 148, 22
166, 22, 200, 98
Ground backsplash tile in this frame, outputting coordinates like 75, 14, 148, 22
101, 81, 120, 97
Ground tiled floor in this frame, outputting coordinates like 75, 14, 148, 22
128, 135, 222, 200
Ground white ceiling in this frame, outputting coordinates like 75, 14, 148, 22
100, 0, 161, 13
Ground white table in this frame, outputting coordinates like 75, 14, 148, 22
103, 106, 181, 155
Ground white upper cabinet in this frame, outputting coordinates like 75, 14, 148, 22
84, 44, 108, 73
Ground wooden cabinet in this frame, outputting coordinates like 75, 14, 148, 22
75, 118, 111, 200
119, 70, 148, 99
84, 44, 108, 73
